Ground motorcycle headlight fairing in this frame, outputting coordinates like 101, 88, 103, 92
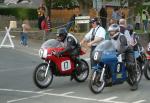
39, 48, 47, 58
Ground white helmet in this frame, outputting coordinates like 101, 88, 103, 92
108, 24, 120, 32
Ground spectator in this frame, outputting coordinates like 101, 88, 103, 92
112, 7, 122, 23
99, 6, 107, 29
135, 13, 141, 30
142, 10, 149, 33
37, 3, 46, 30
119, 19, 131, 45
80, 17, 106, 67
20, 20, 31, 47
108, 18, 117, 26
66, 14, 76, 32
41, 16, 51, 41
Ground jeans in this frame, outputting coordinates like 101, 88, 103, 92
20, 32, 28, 46
143, 20, 148, 32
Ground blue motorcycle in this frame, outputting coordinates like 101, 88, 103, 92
89, 40, 142, 94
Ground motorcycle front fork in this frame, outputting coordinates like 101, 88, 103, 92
92, 64, 106, 81
44, 60, 51, 77
100, 65, 106, 81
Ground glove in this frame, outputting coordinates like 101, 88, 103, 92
55, 52, 62, 57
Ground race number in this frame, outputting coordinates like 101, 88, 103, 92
94, 52, 99, 60
61, 60, 71, 71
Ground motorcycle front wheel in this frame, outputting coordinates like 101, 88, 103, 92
33, 63, 53, 89
144, 60, 150, 80
89, 70, 105, 94
74, 59, 89, 82
127, 62, 142, 91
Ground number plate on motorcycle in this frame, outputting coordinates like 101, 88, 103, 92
61, 60, 71, 71
117, 73, 122, 78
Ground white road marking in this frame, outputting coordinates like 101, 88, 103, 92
37, 89, 53, 93
0, 88, 37, 93
7, 94, 46, 103
133, 100, 146, 103
102, 96, 118, 101
60, 92, 74, 96
0, 88, 136, 103
99, 96, 127, 103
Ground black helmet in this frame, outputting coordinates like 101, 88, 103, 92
56, 28, 68, 41
57, 28, 67, 36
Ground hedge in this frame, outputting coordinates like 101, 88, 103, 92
0, 7, 38, 20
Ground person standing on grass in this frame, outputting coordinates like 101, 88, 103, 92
142, 10, 149, 33
135, 13, 141, 30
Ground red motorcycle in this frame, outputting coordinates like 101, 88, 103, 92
33, 39, 89, 89
144, 42, 150, 80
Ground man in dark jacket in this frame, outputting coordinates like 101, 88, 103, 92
108, 24, 137, 90
56, 28, 80, 58
56, 28, 81, 80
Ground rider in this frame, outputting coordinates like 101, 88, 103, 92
108, 24, 137, 89
108, 24, 132, 55
56, 28, 81, 80
56, 27, 80, 59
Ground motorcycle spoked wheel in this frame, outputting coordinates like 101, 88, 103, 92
144, 60, 150, 80
127, 62, 142, 91
73, 59, 89, 82
89, 70, 105, 94
33, 63, 53, 89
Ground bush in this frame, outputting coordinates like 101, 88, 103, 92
0, 7, 37, 20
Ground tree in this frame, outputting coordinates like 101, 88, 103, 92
77, 0, 93, 15
43, 0, 79, 17
127, 0, 144, 23
52, 0, 79, 9
44, 0, 51, 17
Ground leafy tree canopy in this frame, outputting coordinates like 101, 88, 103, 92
45, 0, 79, 9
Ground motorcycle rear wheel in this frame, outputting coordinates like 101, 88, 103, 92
89, 70, 105, 94
74, 59, 89, 82
33, 63, 53, 89
144, 60, 150, 80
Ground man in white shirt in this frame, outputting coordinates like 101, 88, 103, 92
80, 17, 106, 67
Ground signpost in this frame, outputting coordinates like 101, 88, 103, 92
75, 16, 90, 32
